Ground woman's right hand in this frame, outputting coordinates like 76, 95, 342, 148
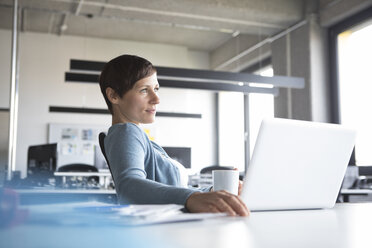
185, 191, 250, 217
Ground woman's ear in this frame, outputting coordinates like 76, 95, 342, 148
106, 87, 119, 104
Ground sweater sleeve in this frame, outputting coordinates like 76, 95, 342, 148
105, 124, 199, 205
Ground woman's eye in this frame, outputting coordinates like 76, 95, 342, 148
154, 87, 160, 92
140, 88, 148, 93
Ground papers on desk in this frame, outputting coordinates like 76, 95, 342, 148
121, 205, 227, 225
77, 204, 227, 226
119, 204, 184, 219
25, 201, 227, 227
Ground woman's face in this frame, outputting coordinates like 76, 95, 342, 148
111, 72, 160, 125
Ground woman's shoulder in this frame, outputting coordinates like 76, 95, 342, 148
107, 123, 148, 144
108, 122, 142, 135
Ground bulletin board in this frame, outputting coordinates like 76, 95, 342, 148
48, 123, 109, 169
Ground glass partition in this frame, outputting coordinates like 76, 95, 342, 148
0, 4, 12, 185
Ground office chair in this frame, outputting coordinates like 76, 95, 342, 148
58, 164, 98, 172
200, 165, 234, 174
98, 132, 115, 185
27, 143, 57, 186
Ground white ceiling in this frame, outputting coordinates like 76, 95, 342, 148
0, 0, 306, 51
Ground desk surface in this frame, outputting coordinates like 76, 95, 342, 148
1, 202, 372, 248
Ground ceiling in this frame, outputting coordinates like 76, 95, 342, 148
0, 0, 308, 52
2, 0, 368, 71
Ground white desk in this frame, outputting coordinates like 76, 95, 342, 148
1, 202, 372, 248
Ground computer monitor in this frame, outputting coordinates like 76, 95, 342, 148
162, 147, 191, 169
27, 143, 57, 177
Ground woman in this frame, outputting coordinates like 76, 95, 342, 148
99, 54, 249, 216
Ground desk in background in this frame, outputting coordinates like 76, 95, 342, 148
340, 189, 372, 202
1, 202, 372, 248
54, 171, 113, 189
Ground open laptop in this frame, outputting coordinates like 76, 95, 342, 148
241, 118, 356, 211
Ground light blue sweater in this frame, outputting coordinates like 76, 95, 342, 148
105, 123, 202, 205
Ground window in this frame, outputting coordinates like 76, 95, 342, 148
218, 64, 274, 171
330, 7, 372, 166
337, 20, 372, 166
218, 91, 245, 170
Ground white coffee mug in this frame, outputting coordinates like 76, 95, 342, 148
212, 170, 239, 195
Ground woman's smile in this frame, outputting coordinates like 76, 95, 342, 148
145, 109, 156, 114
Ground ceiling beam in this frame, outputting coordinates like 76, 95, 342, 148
45, 0, 287, 29
213, 20, 308, 71
74, 0, 84, 16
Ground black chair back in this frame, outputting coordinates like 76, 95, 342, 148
98, 132, 115, 185
58, 164, 98, 172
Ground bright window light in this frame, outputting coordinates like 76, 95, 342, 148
338, 20, 372, 166
218, 65, 275, 169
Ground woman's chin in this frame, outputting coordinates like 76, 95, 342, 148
141, 118, 156, 124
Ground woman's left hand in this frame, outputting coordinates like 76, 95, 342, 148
238, 180, 243, 196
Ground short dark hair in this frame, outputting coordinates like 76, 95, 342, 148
99, 54, 156, 114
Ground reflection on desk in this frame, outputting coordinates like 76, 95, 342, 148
16, 189, 116, 194
1, 202, 372, 248
15, 188, 117, 205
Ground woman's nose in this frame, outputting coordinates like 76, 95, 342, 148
150, 91, 160, 104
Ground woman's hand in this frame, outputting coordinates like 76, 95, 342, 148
185, 191, 250, 217
238, 180, 243, 196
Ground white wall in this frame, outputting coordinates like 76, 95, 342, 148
0, 29, 213, 177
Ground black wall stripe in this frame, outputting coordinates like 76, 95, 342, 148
65, 72, 99, 83
0, 108, 10, 112
49, 106, 202, 118
70, 59, 105, 71
50, 106, 109, 114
